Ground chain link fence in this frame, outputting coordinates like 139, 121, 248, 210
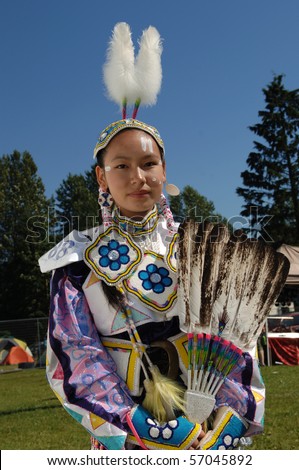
0, 317, 48, 367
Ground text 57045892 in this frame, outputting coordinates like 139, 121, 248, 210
188, 454, 252, 466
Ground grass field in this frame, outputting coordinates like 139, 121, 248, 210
0, 366, 298, 450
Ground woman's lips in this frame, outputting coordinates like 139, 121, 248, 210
129, 191, 150, 197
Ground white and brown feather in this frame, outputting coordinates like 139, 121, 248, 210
177, 221, 290, 351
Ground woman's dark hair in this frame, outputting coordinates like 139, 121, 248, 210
102, 282, 124, 310
96, 148, 107, 168
95, 147, 124, 309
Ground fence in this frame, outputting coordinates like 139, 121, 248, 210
0, 317, 48, 366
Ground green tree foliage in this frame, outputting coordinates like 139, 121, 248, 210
169, 185, 227, 224
0, 151, 52, 320
55, 165, 100, 237
85, 164, 99, 196
236, 75, 299, 244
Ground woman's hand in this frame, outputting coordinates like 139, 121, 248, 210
188, 427, 206, 450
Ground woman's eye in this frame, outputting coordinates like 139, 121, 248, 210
115, 164, 128, 169
144, 161, 156, 168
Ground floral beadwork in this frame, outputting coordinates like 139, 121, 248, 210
85, 225, 142, 285
138, 264, 172, 294
98, 240, 130, 271
146, 418, 178, 440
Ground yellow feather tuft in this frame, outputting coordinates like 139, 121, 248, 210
142, 366, 186, 422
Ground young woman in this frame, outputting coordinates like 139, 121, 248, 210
39, 118, 265, 450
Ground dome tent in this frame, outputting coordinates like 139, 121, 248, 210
0, 337, 34, 366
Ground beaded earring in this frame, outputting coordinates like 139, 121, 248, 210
98, 187, 114, 227
158, 193, 177, 232
98, 188, 114, 208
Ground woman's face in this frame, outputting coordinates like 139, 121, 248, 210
96, 129, 166, 219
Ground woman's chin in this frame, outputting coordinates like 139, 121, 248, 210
118, 204, 155, 219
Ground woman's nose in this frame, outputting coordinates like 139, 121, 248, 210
131, 167, 146, 183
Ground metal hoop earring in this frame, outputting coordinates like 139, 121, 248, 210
165, 182, 180, 196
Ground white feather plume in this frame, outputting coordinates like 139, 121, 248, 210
135, 26, 163, 105
102, 23, 163, 111
103, 22, 136, 106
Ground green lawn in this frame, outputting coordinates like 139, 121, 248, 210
0, 366, 298, 450
0, 368, 88, 450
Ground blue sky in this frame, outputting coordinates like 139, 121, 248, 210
1, 0, 299, 222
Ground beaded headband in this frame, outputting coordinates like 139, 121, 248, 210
93, 118, 164, 159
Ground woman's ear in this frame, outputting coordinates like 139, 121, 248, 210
95, 166, 107, 190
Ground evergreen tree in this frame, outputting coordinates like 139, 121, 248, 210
236, 75, 299, 244
85, 164, 99, 196
0, 151, 52, 320
55, 165, 100, 237
169, 185, 227, 224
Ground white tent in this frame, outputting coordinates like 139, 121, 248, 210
277, 244, 299, 285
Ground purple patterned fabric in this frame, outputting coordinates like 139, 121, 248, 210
215, 354, 254, 418
48, 268, 134, 429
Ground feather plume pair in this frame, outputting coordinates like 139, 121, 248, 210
103, 22, 162, 118
176, 220, 290, 424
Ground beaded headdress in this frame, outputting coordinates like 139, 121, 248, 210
94, 22, 164, 159
93, 118, 164, 159
95, 22, 179, 228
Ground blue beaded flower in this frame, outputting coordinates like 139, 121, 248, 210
138, 264, 172, 294
98, 240, 130, 271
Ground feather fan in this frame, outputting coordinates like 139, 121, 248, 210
177, 220, 290, 424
